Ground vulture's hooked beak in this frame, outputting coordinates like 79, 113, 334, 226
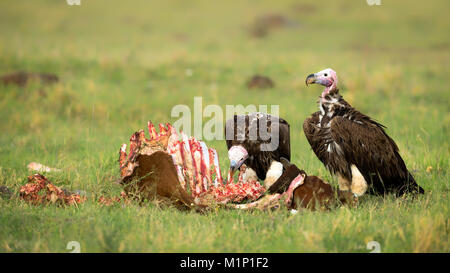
229, 167, 236, 181
230, 164, 239, 182
305, 73, 316, 86
229, 161, 238, 178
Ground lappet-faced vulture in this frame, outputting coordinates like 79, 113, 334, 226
303, 68, 424, 196
225, 112, 290, 188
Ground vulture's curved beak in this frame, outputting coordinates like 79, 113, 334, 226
229, 161, 238, 176
229, 164, 238, 183
305, 73, 316, 86
229, 167, 236, 180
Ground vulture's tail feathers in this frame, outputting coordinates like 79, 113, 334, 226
397, 171, 424, 196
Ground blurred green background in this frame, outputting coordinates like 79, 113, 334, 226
0, 0, 448, 252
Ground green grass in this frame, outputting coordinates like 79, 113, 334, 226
0, 0, 449, 252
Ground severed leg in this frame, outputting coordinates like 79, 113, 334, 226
232, 194, 282, 210
232, 173, 305, 211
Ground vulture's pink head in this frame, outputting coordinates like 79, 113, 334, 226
305, 68, 338, 98
228, 145, 248, 177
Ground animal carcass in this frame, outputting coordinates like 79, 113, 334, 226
118, 121, 265, 210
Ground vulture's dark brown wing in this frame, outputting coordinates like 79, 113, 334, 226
303, 111, 321, 159
224, 114, 291, 180
330, 116, 414, 192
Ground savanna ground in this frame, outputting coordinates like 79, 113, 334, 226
0, 0, 448, 252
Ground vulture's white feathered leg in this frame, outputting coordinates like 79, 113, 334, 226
350, 164, 368, 197
264, 161, 283, 188
336, 165, 367, 197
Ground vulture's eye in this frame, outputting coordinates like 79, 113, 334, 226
324, 73, 328, 77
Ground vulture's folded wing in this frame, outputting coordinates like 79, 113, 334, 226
329, 116, 409, 180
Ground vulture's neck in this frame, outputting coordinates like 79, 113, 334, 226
318, 91, 385, 131
319, 90, 351, 119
